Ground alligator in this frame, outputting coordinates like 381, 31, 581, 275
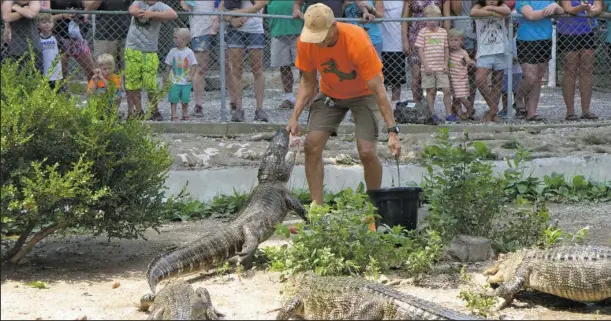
483, 245, 611, 310
321, 59, 357, 82
143, 128, 307, 295
275, 273, 483, 320
141, 280, 223, 320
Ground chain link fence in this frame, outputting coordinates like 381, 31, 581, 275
1, 4, 610, 124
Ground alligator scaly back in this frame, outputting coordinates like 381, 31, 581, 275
484, 245, 611, 310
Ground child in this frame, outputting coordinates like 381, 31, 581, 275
415, 5, 455, 123
499, 21, 526, 118
470, 0, 511, 123
87, 53, 123, 108
37, 13, 63, 91
448, 29, 476, 120
124, 0, 178, 120
163, 28, 198, 121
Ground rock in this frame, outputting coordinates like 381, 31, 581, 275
445, 234, 495, 263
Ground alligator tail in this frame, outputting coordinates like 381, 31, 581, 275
146, 227, 243, 293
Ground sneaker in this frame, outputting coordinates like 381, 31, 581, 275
431, 114, 441, 124
193, 104, 204, 118
278, 99, 294, 109
254, 109, 269, 122
231, 108, 245, 122
446, 114, 460, 123
149, 110, 163, 121
230, 102, 237, 111
498, 110, 508, 119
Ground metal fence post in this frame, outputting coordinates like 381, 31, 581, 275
219, 12, 227, 122
507, 16, 514, 120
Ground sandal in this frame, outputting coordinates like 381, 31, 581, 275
565, 114, 579, 121
526, 115, 545, 122
515, 109, 528, 119
172, 116, 180, 121
182, 116, 190, 121
581, 112, 598, 120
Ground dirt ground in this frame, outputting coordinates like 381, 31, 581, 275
1, 202, 610, 321
160, 125, 611, 170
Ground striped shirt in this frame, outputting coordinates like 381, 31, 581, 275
448, 48, 470, 98
415, 27, 448, 72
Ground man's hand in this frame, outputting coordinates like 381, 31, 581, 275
292, 8, 303, 19
388, 133, 401, 158
543, 3, 560, 16
286, 118, 302, 136
230, 17, 246, 28
140, 10, 157, 19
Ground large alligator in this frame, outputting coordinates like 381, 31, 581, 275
143, 129, 306, 296
141, 280, 223, 320
276, 273, 483, 320
483, 245, 611, 310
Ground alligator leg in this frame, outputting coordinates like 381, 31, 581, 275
284, 191, 308, 222
276, 292, 307, 320
233, 226, 260, 267
491, 265, 531, 311
140, 293, 156, 311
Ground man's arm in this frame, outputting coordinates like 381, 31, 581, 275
11, 0, 40, 19
442, 0, 451, 31
82, 0, 102, 10
128, 1, 142, 16
2, 1, 24, 22
150, 5, 178, 20
366, 73, 397, 131
401, 0, 410, 51
233, 0, 269, 14
288, 70, 318, 122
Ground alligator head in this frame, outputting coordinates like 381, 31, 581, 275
258, 128, 296, 184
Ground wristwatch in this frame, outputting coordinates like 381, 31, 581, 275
387, 125, 400, 134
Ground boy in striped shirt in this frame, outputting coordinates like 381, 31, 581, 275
448, 29, 476, 120
415, 5, 456, 123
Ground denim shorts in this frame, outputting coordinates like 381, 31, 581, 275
373, 42, 383, 59
191, 34, 216, 52
476, 53, 507, 71
226, 30, 264, 49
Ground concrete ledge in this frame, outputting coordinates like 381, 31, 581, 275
148, 120, 611, 137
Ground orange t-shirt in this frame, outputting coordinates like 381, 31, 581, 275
87, 74, 122, 92
295, 22, 383, 100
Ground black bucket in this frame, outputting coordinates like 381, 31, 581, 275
366, 187, 423, 231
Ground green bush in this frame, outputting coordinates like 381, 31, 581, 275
262, 183, 445, 278
1, 54, 173, 263
420, 129, 550, 252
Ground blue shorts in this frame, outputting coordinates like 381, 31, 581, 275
168, 83, 192, 104
191, 34, 216, 52
226, 30, 264, 49
502, 72, 523, 93
476, 53, 507, 71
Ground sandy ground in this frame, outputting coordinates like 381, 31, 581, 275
159, 125, 611, 170
1, 202, 610, 321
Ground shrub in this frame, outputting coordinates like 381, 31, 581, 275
262, 183, 445, 278
1, 53, 173, 263
419, 129, 550, 252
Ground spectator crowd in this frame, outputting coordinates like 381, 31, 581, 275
1, 0, 611, 123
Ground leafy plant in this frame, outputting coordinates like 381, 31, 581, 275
419, 129, 549, 252
1, 53, 173, 263
262, 183, 444, 278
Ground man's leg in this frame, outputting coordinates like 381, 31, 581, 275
303, 95, 347, 206
304, 131, 332, 206
348, 95, 384, 190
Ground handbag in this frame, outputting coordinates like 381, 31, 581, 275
68, 20, 83, 41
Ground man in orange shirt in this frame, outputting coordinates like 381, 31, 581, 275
286, 3, 402, 207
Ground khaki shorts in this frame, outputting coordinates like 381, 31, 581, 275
421, 71, 450, 89
306, 93, 382, 141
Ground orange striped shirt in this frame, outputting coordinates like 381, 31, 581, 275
448, 49, 470, 98
414, 27, 448, 72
